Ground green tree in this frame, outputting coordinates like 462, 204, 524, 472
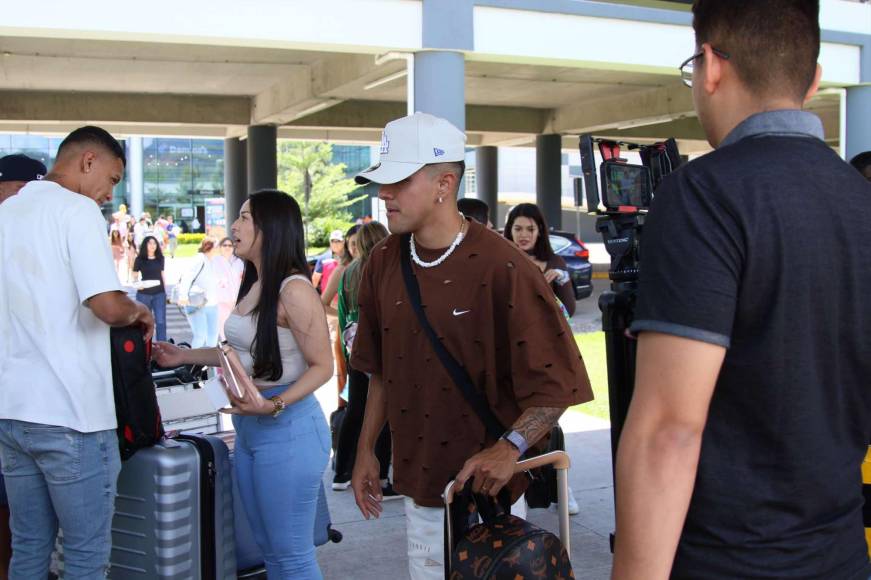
277, 141, 366, 246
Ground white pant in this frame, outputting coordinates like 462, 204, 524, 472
404, 495, 527, 580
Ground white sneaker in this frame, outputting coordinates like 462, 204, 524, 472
331, 480, 351, 491
567, 487, 579, 516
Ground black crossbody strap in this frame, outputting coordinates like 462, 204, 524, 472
399, 234, 505, 439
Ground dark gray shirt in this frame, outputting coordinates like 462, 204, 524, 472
633, 110, 871, 579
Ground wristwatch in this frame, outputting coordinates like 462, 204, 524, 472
501, 430, 529, 456
270, 396, 287, 417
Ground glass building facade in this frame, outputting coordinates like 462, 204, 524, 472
141, 138, 224, 224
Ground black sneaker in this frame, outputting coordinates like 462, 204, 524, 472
380, 482, 403, 501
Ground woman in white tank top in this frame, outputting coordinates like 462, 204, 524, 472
154, 190, 333, 579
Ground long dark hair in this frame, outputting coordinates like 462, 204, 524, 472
503, 203, 555, 262
137, 235, 164, 261
237, 190, 310, 381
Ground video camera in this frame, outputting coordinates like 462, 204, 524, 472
577, 135, 680, 214
575, 135, 681, 283
575, 134, 682, 553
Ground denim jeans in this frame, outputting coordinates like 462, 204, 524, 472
186, 304, 218, 348
136, 291, 167, 342
0, 420, 120, 580
232, 388, 330, 579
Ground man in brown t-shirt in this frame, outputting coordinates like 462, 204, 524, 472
349, 112, 592, 579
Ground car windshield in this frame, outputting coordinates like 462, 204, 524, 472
549, 235, 572, 254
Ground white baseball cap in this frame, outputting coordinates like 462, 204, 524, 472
329, 230, 344, 241
355, 112, 466, 185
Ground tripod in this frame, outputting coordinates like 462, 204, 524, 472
595, 210, 644, 552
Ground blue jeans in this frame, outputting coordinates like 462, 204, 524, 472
232, 388, 330, 579
0, 420, 120, 580
186, 304, 218, 348
136, 291, 167, 342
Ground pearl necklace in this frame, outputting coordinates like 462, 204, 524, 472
410, 214, 466, 269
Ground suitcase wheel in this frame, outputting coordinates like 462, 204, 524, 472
328, 527, 343, 543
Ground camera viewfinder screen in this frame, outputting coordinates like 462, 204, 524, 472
603, 163, 652, 209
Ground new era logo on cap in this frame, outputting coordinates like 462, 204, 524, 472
0, 154, 48, 184
355, 112, 466, 185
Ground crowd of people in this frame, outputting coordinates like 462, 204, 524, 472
0, 1, 870, 579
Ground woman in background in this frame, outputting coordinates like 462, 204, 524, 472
213, 236, 245, 339
110, 229, 127, 284
178, 237, 220, 348
133, 235, 167, 341
332, 222, 396, 499
504, 203, 576, 317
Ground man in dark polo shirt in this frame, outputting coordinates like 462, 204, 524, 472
612, 1, 871, 579
349, 112, 592, 579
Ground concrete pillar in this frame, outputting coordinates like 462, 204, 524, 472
846, 86, 871, 162
414, 51, 465, 132
127, 136, 144, 217
536, 134, 562, 230
247, 125, 277, 193
475, 146, 498, 217
224, 137, 247, 226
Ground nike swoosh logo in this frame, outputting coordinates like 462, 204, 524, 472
453, 309, 470, 316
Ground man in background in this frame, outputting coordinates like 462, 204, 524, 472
0, 154, 46, 205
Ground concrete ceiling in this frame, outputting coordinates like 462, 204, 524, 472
0, 35, 846, 155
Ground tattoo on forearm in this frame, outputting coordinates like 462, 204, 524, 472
512, 406, 564, 445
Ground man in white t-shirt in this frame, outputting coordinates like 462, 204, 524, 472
0, 126, 154, 578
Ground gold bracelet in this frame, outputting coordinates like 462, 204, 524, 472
270, 396, 287, 417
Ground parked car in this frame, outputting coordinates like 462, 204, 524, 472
549, 230, 593, 300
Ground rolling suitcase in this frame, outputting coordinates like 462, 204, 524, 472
108, 434, 237, 579
444, 451, 574, 579
211, 431, 343, 576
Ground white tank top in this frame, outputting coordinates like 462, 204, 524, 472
223, 275, 309, 388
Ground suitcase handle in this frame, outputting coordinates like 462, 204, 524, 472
442, 450, 572, 562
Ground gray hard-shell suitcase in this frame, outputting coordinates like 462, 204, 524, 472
108, 434, 237, 579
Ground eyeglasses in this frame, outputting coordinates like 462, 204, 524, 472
679, 47, 730, 87
221, 243, 233, 248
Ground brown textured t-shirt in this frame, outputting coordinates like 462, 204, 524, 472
351, 220, 593, 507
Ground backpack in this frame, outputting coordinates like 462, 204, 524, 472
110, 326, 164, 460
447, 486, 574, 580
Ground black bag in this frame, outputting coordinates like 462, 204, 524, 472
524, 425, 565, 509
110, 326, 164, 460
399, 234, 562, 508
447, 484, 573, 580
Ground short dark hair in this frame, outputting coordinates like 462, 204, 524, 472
457, 197, 490, 225
692, 0, 819, 101
57, 125, 126, 167
504, 203, 555, 262
426, 161, 466, 196
850, 151, 871, 174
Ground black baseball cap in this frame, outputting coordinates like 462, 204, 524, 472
0, 154, 47, 183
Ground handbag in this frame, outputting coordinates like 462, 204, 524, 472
170, 259, 206, 311
446, 483, 573, 580
398, 234, 562, 508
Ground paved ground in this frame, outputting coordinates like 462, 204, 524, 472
149, 256, 617, 579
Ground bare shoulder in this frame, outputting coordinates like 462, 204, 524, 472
279, 276, 319, 302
